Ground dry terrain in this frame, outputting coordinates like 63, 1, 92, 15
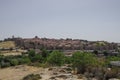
0, 65, 40, 80
0, 65, 84, 80
0, 41, 15, 49
0, 49, 27, 56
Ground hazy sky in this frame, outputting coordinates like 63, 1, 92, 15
0, 0, 120, 42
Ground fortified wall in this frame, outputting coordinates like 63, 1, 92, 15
5, 36, 118, 51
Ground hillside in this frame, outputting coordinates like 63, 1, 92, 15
0, 41, 15, 49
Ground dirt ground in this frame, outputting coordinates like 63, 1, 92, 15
0, 65, 84, 80
0, 65, 41, 80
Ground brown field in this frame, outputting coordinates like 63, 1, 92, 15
0, 41, 15, 49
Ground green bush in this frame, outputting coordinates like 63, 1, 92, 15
31, 54, 43, 62
18, 57, 31, 64
72, 51, 98, 74
106, 56, 120, 66
10, 59, 19, 66
40, 48, 49, 58
64, 56, 72, 64
28, 50, 35, 58
47, 50, 65, 66
106, 56, 120, 61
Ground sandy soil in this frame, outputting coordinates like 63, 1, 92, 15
0, 65, 84, 80
0, 65, 41, 80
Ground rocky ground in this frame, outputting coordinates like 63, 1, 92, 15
0, 65, 40, 80
0, 65, 83, 80
0, 65, 119, 80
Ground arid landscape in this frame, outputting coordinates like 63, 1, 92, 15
0, 0, 120, 80
0, 65, 83, 80
0, 65, 39, 80
0, 37, 120, 80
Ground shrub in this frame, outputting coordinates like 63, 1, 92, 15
18, 57, 31, 64
1, 61, 10, 68
23, 74, 42, 80
0, 55, 4, 64
64, 56, 72, 64
106, 56, 120, 61
40, 48, 49, 58
72, 51, 98, 74
106, 56, 120, 66
10, 59, 19, 66
47, 50, 65, 66
31, 54, 43, 62
28, 50, 35, 58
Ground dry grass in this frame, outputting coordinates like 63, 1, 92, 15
0, 65, 41, 80
0, 52, 22, 56
0, 49, 27, 56
0, 65, 83, 80
0, 41, 15, 49
0, 41, 27, 56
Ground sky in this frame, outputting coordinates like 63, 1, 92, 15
0, 0, 120, 42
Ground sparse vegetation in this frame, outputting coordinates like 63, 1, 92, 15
0, 48, 120, 79
0, 41, 15, 49
22, 74, 42, 80
10, 59, 19, 66
72, 51, 99, 74
47, 50, 65, 66
0, 54, 31, 68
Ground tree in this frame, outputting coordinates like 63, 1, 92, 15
28, 50, 35, 57
47, 50, 65, 66
28, 50, 36, 61
40, 48, 49, 58
72, 51, 97, 74
32, 54, 43, 62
